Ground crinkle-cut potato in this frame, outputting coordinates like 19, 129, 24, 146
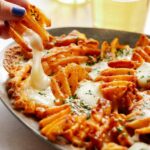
3, 24, 150, 150
136, 35, 150, 47
126, 90, 150, 135
50, 63, 89, 102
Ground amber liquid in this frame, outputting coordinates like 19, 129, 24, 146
92, 0, 149, 33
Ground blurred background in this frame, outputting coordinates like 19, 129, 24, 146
29, 0, 150, 34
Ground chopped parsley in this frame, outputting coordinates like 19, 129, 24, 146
38, 91, 46, 96
117, 49, 124, 57
85, 90, 92, 95
86, 55, 100, 66
65, 98, 91, 117
140, 75, 145, 79
116, 48, 132, 59
116, 126, 124, 133
69, 94, 77, 99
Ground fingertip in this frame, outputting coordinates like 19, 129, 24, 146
0, 1, 26, 20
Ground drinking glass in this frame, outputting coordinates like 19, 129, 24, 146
92, 0, 149, 33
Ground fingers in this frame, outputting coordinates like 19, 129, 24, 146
0, 0, 26, 20
6, 0, 29, 9
0, 21, 9, 39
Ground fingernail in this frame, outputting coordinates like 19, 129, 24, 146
12, 7, 26, 17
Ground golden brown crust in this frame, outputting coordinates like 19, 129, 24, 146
3, 45, 27, 76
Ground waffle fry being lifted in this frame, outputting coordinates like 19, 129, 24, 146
8, 5, 51, 58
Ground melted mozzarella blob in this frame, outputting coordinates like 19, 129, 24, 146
134, 92, 150, 119
89, 61, 109, 80
75, 80, 102, 107
136, 62, 150, 88
23, 29, 50, 90
24, 78, 55, 106
129, 142, 150, 150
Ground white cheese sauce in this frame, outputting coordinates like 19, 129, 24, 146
24, 78, 55, 106
136, 62, 150, 88
129, 142, 150, 150
23, 29, 50, 90
75, 80, 102, 107
89, 61, 109, 80
134, 92, 150, 119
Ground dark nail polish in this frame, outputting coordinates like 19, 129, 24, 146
12, 7, 25, 17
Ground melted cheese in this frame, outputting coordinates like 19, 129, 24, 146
116, 48, 133, 60
89, 61, 109, 80
75, 80, 102, 107
129, 142, 150, 150
135, 92, 150, 119
23, 29, 50, 90
24, 78, 55, 106
136, 62, 150, 88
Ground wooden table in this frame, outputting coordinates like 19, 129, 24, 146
0, 0, 150, 149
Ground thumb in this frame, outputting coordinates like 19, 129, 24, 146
0, 0, 26, 20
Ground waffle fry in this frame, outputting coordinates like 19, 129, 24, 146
108, 60, 137, 68
136, 35, 150, 47
132, 52, 144, 64
96, 65, 137, 113
101, 68, 135, 76
126, 93, 150, 135
96, 75, 136, 82
134, 47, 150, 62
51, 63, 89, 101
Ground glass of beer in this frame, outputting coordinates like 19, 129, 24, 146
92, 0, 149, 33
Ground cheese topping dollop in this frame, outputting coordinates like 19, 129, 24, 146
136, 62, 150, 88
75, 80, 102, 107
24, 78, 55, 106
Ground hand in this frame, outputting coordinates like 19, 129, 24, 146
0, 0, 29, 39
